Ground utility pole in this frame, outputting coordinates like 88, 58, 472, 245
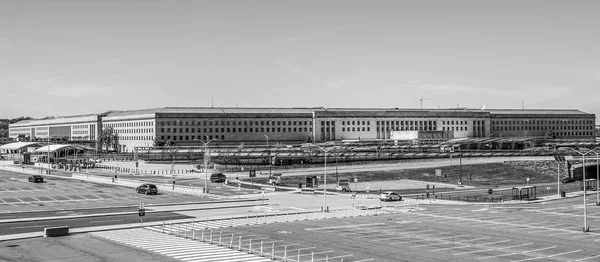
419, 98, 430, 110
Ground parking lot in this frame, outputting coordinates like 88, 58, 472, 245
221, 203, 600, 261
136, 196, 600, 262
0, 169, 219, 213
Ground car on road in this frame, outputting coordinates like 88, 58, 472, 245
562, 177, 575, 183
28, 175, 44, 183
379, 191, 402, 201
136, 184, 158, 195
210, 173, 226, 183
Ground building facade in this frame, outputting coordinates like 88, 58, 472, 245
8, 114, 101, 144
9, 107, 596, 152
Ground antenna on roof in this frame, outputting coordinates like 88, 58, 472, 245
521, 100, 524, 110
212, 96, 214, 108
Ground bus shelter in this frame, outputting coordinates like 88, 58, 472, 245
306, 175, 319, 188
581, 179, 597, 191
512, 186, 537, 201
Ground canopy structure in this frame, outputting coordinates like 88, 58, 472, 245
0, 142, 44, 152
33, 144, 93, 153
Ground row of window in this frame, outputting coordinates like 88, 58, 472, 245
341, 121, 370, 126
72, 125, 88, 130
115, 128, 154, 134
104, 121, 154, 128
442, 120, 467, 126
342, 127, 370, 132
73, 130, 88, 135
159, 120, 312, 127
493, 126, 592, 131
555, 132, 595, 137
160, 127, 312, 134
443, 127, 467, 131
377, 120, 438, 126
119, 135, 154, 141
493, 119, 594, 125
160, 135, 225, 141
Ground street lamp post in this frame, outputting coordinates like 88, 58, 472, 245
47, 136, 51, 174
588, 147, 600, 206
195, 136, 217, 194
264, 135, 271, 176
311, 144, 334, 212
569, 148, 591, 232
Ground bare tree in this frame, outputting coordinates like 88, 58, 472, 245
98, 127, 120, 152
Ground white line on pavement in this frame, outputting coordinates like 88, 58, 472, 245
89, 219, 124, 224
575, 254, 600, 261
9, 224, 50, 229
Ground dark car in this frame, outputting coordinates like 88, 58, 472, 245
28, 175, 44, 183
562, 177, 575, 183
136, 184, 158, 195
210, 173, 226, 183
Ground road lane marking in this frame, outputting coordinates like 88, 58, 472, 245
409, 234, 472, 248
306, 223, 386, 231
548, 231, 579, 236
452, 240, 512, 255
10, 224, 50, 229
576, 254, 600, 261
90, 219, 124, 224
430, 237, 491, 252
477, 243, 535, 259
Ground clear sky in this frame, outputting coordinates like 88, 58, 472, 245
1, 0, 599, 120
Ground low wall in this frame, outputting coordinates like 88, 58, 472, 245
44, 226, 69, 237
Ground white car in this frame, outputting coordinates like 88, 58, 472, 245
379, 192, 402, 201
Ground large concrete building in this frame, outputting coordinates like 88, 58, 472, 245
8, 107, 596, 152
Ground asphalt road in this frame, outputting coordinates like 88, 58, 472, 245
1, 211, 192, 235
0, 168, 221, 213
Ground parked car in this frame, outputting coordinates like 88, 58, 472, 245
379, 191, 402, 201
562, 177, 575, 183
210, 173, 226, 183
28, 175, 44, 183
136, 184, 158, 195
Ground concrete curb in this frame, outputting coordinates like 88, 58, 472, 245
0, 202, 269, 224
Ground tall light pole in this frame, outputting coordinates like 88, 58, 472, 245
311, 144, 335, 212
47, 135, 51, 174
195, 136, 217, 194
264, 134, 271, 176
589, 147, 600, 206
569, 148, 591, 232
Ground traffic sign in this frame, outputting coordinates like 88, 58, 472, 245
435, 169, 442, 177
353, 178, 358, 183
138, 208, 146, 217
488, 189, 493, 195
249, 170, 256, 177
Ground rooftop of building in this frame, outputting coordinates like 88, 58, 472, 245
9, 107, 595, 125
483, 108, 593, 115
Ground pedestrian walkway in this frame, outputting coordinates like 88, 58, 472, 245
92, 228, 273, 262
148, 208, 385, 236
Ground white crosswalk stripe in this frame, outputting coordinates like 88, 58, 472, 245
92, 228, 273, 262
